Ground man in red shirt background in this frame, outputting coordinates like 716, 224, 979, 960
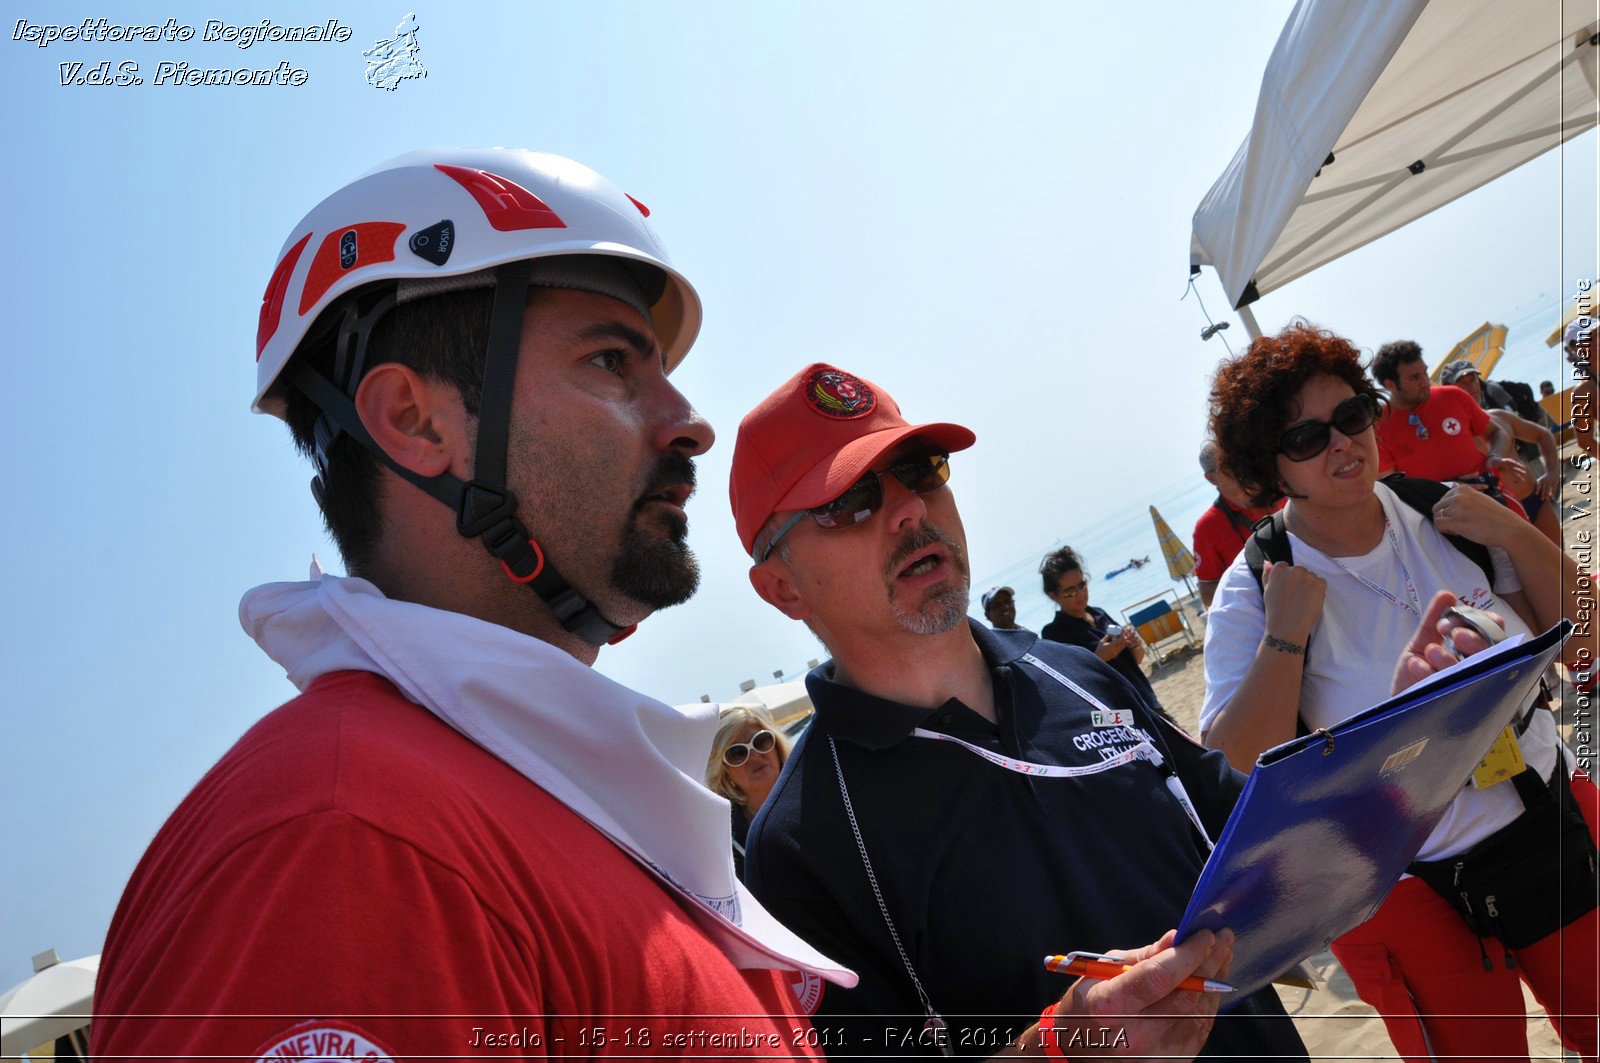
1372, 339, 1511, 481
1191, 441, 1281, 607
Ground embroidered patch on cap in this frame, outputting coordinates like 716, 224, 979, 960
252, 1020, 396, 1062
804, 366, 876, 419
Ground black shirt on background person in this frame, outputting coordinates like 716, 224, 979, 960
1037, 547, 1178, 728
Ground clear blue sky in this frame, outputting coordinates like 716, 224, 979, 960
2, 1, 1594, 984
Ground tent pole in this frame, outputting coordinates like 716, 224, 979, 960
1238, 304, 1263, 340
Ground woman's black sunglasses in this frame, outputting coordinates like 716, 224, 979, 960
1278, 394, 1379, 462
723, 729, 776, 767
757, 450, 951, 561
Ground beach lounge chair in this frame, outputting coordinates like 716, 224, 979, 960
1122, 592, 1199, 667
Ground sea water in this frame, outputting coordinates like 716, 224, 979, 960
973, 475, 1219, 635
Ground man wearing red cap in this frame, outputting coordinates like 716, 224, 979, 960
728, 364, 1309, 1060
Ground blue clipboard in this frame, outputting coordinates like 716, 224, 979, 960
1175, 621, 1571, 1002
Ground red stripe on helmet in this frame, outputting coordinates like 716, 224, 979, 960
298, 222, 407, 317
256, 232, 312, 359
435, 164, 567, 232
625, 194, 651, 218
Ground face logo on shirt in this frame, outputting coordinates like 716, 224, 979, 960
252, 1020, 396, 1062
1441, 417, 1462, 436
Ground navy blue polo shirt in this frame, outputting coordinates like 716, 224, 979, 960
745, 622, 1305, 1061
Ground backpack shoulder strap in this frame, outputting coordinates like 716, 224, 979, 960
1216, 494, 1253, 537
1380, 474, 1497, 587
1241, 509, 1311, 738
1243, 510, 1292, 593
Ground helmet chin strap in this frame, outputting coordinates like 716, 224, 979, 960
289, 262, 636, 648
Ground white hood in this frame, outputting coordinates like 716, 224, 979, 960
240, 562, 853, 987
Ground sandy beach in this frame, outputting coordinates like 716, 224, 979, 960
1146, 438, 1595, 1061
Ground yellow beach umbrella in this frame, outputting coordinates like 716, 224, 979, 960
1150, 506, 1198, 603
1546, 290, 1596, 347
1430, 322, 1507, 382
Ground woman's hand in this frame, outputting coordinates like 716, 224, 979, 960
1392, 591, 1502, 694
1431, 484, 1531, 548
1261, 560, 1326, 645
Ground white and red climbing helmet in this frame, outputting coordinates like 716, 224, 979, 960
255, 147, 699, 414
252, 148, 703, 647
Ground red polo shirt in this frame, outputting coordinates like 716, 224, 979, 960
1376, 385, 1492, 481
95, 671, 823, 1062
1193, 497, 1282, 581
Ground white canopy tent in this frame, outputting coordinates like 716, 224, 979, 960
727, 677, 813, 725
1191, 0, 1599, 332
0, 952, 98, 1058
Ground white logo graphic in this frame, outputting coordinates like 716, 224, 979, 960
254, 1021, 395, 1062
790, 969, 826, 1014
364, 13, 426, 91
1441, 417, 1462, 436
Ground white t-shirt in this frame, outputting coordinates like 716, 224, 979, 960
1200, 482, 1562, 861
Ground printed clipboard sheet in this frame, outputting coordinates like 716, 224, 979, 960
1176, 622, 1570, 1002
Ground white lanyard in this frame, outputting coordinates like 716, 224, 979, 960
905, 652, 1214, 851
909, 726, 1156, 777
1324, 518, 1422, 618
825, 651, 1215, 1043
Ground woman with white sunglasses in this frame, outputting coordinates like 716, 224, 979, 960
705, 704, 792, 880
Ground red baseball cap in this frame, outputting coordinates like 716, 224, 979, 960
730, 363, 976, 557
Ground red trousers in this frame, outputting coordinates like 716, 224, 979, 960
1331, 773, 1599, 1062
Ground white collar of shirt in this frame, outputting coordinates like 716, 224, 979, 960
239, 561, 854, 987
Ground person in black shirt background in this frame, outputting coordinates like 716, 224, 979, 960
1039, 546, 1179, 728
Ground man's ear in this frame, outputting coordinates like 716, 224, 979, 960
353, 364, 468, 479
749, 560, 812, 622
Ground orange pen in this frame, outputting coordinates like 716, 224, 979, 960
1044, 952, 1234, 994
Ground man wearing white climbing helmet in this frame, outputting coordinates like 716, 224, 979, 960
254, 147, 707, 649
95, 148, 852, 1060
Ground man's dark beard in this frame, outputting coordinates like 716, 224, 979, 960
610, 452, 701, 608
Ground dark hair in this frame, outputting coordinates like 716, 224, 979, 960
1039, 546, 1084, 595
1372, 340, 1423, 388
281, 285, 496, 574
1207, 321, 1382, 507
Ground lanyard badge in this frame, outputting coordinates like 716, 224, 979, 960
907, 655, 1216, 851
